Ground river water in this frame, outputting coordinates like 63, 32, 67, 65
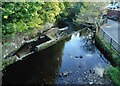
2, 31, 113, 85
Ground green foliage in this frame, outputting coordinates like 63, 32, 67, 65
2, 2, 63, 37
113, 57, 120, 68
106, 67, 120, 86
2, 23, 15, 35
58, 2, 73, 19
3, 42, 11, 47
96, 34, 119, 58
96, 33, 120, 86
75, 2, 108, 23
13, 20, 28, 32
2, 57, 16, 69
2, 2, 85, 37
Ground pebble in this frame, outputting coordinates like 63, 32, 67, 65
11, 43, 15, 46
57, 58, 59, 61
89, 81, 93, 84
78, 78, 81, 81
21, 40, 25, 43
80, 55, 83, 58
75, 55, 83, 58
84, 71, 87, 75
58, 71, 72, 78
82, 79, 85, 83
90, 69, 92, 73
75, 56, 79, 58
93, 70, 95, 74
15, 46, 17, 48
4, 55, 6, 58
85, 75, 88, 78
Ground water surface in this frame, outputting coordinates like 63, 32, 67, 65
3, 32, 112, 85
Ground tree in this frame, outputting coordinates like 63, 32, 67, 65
75, 2, 108, 24
2, 2, 62, 36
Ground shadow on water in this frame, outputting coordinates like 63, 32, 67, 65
2, 39, 65, 85
2, 31, 112, 85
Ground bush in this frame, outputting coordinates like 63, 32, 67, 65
2, 2, 62, 37
106, 67, 120, 86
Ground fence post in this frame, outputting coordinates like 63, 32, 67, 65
110, 38, 112, 47
103, 19, 105, 24
98, 27, 100, 33
103, 31, 105, 38
106, 18, 107, 23
118, 44, 120, 53
97, 23, 100, 33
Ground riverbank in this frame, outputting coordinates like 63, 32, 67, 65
2, 21, 88, 69
95, 33, 120, 86
2, 23, 54, 68
3, 29, 113, 85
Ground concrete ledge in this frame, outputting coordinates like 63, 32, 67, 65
35, 34, 71, 52
2, 27, 88, 69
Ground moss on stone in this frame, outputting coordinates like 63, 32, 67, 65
95, 33, 120, 86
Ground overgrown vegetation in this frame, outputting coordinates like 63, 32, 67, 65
1, 2, 84, 68
95, 33, 120, 86
3, 2, 107, 38
105, 67, 120, 86
2, 2, 120, 85
1, 2, 61, 37
1, 2, 85, 38
75, 2, 108, 25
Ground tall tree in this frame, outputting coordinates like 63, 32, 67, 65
75, 2, 108, 24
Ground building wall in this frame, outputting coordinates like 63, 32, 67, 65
107, 9, 120, 21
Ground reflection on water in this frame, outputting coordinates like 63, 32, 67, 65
3, 32, 112, 85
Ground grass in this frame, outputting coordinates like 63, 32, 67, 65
3, 42, 11, 47
105, 67, 120, 86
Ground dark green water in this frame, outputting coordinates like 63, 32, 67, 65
2, 31, 112, 85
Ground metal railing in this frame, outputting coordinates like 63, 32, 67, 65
98, 19, 120, 54
98, 18, 108, 26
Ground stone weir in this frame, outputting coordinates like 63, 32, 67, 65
3, 25, 91, 69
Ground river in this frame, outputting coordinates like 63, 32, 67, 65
2, 30, 113, 85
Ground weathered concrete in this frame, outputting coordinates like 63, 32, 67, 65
3, 25, 89, 69
35, 27, 88, 52
35, 34, 71, 52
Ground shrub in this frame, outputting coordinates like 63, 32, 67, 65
106, 67, 120, 86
